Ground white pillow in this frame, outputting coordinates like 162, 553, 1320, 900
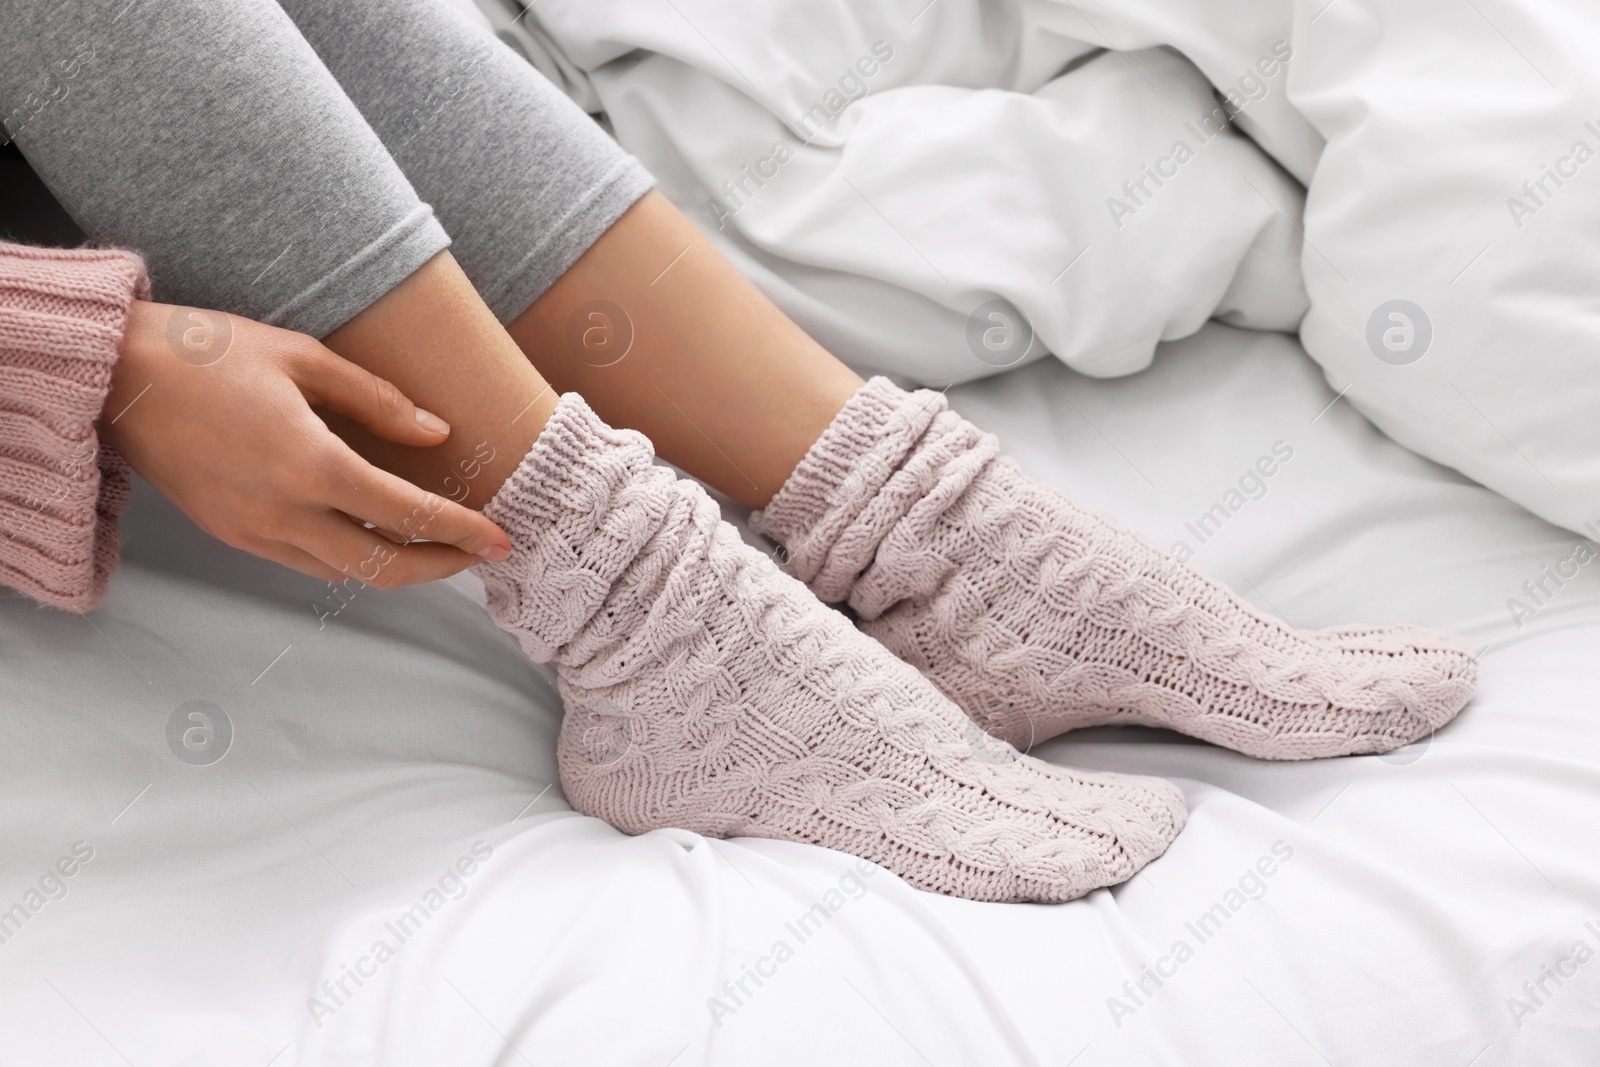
1290, 0, 1600, 535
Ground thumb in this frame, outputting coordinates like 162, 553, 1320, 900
292, 342, 452, 446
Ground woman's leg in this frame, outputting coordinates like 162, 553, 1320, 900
2, 0, 446, 339
497, 186, 1478, 760
319, 251, 555, 512
267, 0, 1471, 763
6, 0, 1185, 900
284, 0, 1475, 765
273, 0, 862, 508
503, 190, 865, 507
3, 0, 554, 509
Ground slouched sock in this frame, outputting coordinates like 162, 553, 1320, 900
753, 378, 1477, 761
475, 394, 1187, 902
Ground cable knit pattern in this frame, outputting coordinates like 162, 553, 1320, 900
753, 377, 1479, 761
477, 394, 1186, 902
0, 242, 146, 611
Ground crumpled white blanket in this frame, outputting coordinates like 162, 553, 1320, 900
481, 0, 1600, 537
482, 0, 1311, 384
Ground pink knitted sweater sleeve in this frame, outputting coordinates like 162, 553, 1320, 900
0, 241, 148, 611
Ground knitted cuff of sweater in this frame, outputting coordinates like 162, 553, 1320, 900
751, 376, 998, 607
0, 242, 147, 611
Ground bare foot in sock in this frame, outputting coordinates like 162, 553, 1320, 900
475, 395, 1186, 903
753, 378, 1478, 762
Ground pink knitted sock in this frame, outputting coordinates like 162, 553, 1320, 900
752, 378, 1478, 762
475, 394, 1185, 902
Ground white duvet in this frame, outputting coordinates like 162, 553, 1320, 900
496, 0, 1600, 536
3, 325, 1598, 1066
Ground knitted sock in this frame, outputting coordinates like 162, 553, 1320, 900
475, 394, 1185, 902
752, 378, 1478, 762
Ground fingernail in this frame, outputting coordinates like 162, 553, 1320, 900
414, 407, 450, 435
477, 543, 510, 562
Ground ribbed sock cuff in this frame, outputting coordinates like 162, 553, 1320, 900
751, 376, 945, 600
477, 391, 662, 662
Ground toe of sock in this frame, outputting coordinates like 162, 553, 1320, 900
1324, 624, 1479, 705
998, 761, 1187, 902
1317, 624, 1479, 751
1084, 770, 1188, 872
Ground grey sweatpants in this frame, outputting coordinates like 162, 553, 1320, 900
0, 0, 654, 337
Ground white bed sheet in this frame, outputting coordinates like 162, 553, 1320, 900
2, 324, 1597, 1066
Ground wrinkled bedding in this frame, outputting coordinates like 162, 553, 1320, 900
4, 1, 1600, 1062
3, 325, 1597, 1066
500, 0, 1600, 535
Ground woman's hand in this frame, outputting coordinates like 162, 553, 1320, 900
102, 300, 511, 587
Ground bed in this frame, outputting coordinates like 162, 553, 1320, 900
3, 320, 1597, 1066
6, 0, 1600, 1060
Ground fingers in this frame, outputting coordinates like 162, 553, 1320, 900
320, 439, 511, 561
274, 339, 513, 573
250, 517, 476, 594
290, 342, 453, 448
247, 538, 349, 585
296, 511, 486, 589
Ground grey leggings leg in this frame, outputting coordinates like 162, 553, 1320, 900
0, 0, 653, 337
276, 0, 654, 325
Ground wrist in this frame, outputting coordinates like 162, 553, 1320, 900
104, 299, 162, 424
